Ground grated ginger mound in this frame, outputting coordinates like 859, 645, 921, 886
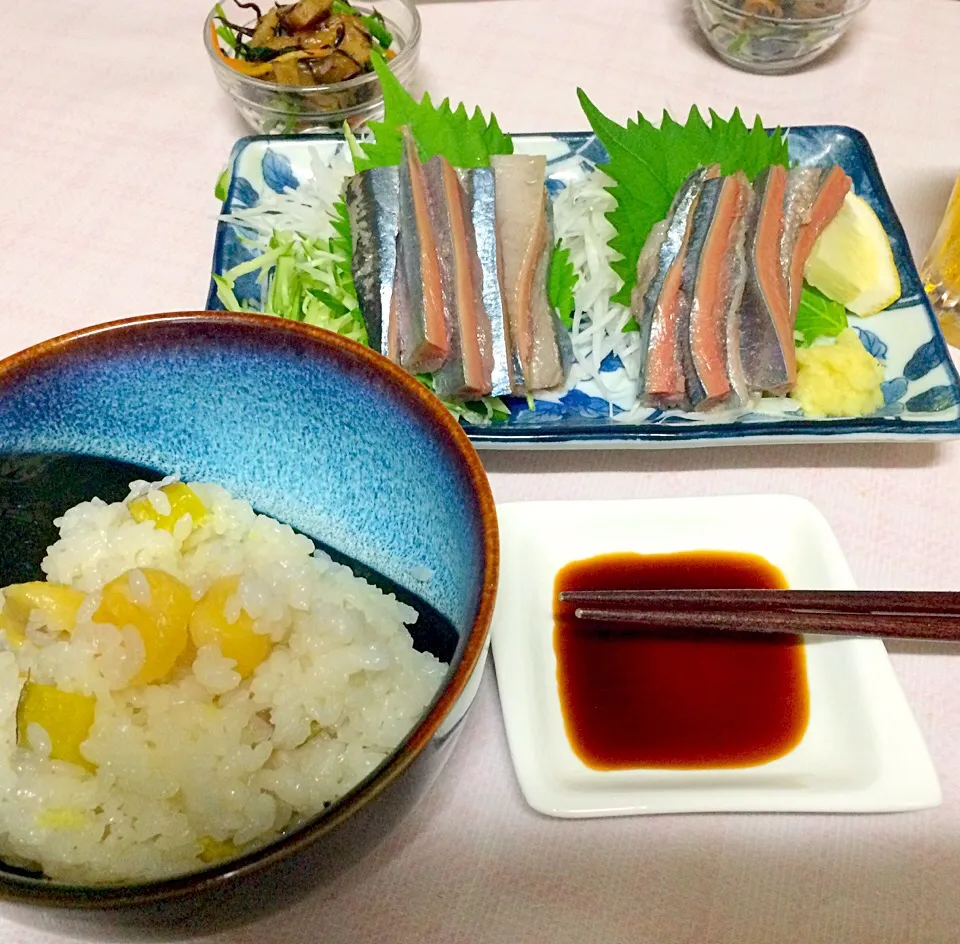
791, 328, 885, 418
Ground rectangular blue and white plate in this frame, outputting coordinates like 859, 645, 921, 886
207, 127, 960, 450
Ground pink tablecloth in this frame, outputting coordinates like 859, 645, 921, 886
3, 1, 960, 941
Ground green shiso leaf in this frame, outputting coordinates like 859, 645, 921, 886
547, 242, 578, 330
576, 92, 790, 306
356, 52, 513, 171
794, 284, 849, 346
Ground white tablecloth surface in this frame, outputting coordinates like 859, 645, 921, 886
3, 1, 960, 941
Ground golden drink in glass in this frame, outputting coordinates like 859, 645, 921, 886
922, 176, 960, 347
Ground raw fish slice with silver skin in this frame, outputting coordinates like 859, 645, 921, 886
461, 167, 515, 396
638, 165, 719, 408
422, 155, 494, 398
527, 203, 566, 390
724, 180, 754, 408
491, 153, 542, 393
779, 167, 822, 317
546, 184, 575, 381
677, 173, 751, 411
631, 171, 709, 347
552, 309, 575, 380
396, 131, 449, 374
633, 220, 670, 307
345, 166, 399, 359
450, 168, 496, 397
780, 165, 852, 317
739, 164, 795, 395
631, 167, 715, 402
677, 178, 723, 409
388, 236, 408, 364
628, 218, 669, 381
491, 154, 564, 392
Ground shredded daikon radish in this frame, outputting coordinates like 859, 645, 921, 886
220, 147, 354, 245
552, 167, 643, 403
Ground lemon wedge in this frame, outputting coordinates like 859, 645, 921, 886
803, 192, 901, 317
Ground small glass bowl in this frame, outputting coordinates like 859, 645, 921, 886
692, 0, 870, 74
204, 0, 420, 134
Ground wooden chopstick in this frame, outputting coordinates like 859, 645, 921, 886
557, 590, 960, 642
558, 589, 960, 614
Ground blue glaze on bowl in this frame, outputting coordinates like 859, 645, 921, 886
0, 313, 498, 934
0, 313, 492, 634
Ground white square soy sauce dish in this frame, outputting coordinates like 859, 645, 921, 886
491, 496, 941, 818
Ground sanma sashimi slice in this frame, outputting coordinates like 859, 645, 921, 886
779, 168, 822, 317
531, 203, 571, 389
396, 130, 449, 374
629, 219, 669, 385
638, 166, 718, 408
491, 154, 564, 392
781, 165, 852, 317
345, 166, 400, 359
388, 236, 407, 364
678, 173, 751, 410
461, 167, 515, 397
630, 171, 706, 406
739, 164, 795, 394
422, 155, 493, 398
724, 179, 754, 408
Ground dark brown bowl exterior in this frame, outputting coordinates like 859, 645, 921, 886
0, 313, 499, 939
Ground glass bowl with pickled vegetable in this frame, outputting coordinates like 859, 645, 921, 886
692, 0, 870, 74
205, 0, 420, 133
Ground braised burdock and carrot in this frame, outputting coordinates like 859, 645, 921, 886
211, 0, 395, 86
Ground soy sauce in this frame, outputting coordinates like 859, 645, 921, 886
553, 551, 809, 770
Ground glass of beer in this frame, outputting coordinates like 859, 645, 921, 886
922, 176, 960, 347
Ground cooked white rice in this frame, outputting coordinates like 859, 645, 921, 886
0, 481, 446, 884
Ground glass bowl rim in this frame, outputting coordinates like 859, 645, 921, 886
697, 0, 871, 26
